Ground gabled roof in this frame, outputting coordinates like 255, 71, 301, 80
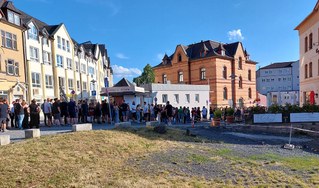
114, 78, 133, 87
44, 24, 59, 35
153, 40, 247, 68
260, 61, 298, 70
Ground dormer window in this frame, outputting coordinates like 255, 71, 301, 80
7, 10, 20, 26
28, 23, 38, 40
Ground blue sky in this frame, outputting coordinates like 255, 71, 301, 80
16, 0, 317, 83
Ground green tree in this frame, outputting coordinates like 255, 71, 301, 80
133, 64, 155, 86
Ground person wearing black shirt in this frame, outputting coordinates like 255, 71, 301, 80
60, 99, 69, 126
165, 101, 173, 125
52, 98, 61, 126
120, 100, 128, 122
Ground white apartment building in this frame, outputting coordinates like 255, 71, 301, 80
21, 12, 55, 102
143, 82, 210, 109
256, 61, 299, 106
295, 1, 319, 105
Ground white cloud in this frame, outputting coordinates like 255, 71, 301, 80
228, 29, 244, 41
116, 53, 129, 60
112, 65, 142, 78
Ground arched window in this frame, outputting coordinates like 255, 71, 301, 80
248, 88, 252, 99
223, 66, 227, 79
238, 57, 243, 70
248, 69, 251, 81
178, 54, 182, 62
305, 64, 308, 79
162, 74, 167, 84
178, 71, 183, 83
239, 76, 243, 89
309, 62, 313, 77
223, 87, 228, 100
200, 68, 206, 80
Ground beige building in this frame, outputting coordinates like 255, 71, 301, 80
295, 1, 319, 105
8, 1, 114, 102
0, 1, 26, 102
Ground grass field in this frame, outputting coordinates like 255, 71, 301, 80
0, 127, 318, 187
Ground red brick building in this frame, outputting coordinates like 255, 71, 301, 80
153, 40, 257, 108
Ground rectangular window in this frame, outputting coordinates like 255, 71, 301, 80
58, 77, 65, 88
185, 94, 190, 103
29, 46, 39, 62
62, 38, 66, 50
162, 94, 168, 103
75, 61, 79, 72
66, 40, 70, 52
305, 36, 308, 52
43, 51, 51, 64
76, 80, 80, 91
309, 33, 313, 50
28, 24, 38, 40
1, 30, 17, 50
57, 36, 61, 49
31, 72, 41, 88
42, 37, 48, 46
195, 94, 200, 103
45, 75, 53, 89
83, 81, 87, 91
67, 58, 72, 70
8, 10, 20, 25
174, 94, 179, 103
56, 55, 63, 67
88, 66, 95, 75
68, 79, 74, 90
6, 59, 19, 76
81, 63, 86, 74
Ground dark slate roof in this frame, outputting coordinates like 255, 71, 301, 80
1, 1, 20, 14
114, 78, 133, 87
44, 25, 59, 35
260, 61, 298, 70
153, 40, 242, 68
99, 44, 106, 56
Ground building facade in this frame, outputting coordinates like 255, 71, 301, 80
0, 0, 113, 103
143, 83, 210, 110
256, 61, 299, 106
295, 1, 319, 105
0, 1, 26, 102
153, 40, 257, 108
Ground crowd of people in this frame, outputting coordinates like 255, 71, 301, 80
0, 96, 247, 132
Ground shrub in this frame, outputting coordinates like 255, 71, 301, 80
226, 108, 235, 116
251, 105, 266, 114
302, 103, 319, 112
214, 109, 222, 119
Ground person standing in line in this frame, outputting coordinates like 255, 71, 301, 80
68, 99, 77, 125
136, 104, 141, 123
202, 106, 207, 120
43, 98, 52, 127
52, 98, 61, 126
94, 101, 102, 124
113, 102, 120, 123
130, 101, 136, 122
0, 98, 9, 132
143, 102, 149, 122
165, 101, 173, 126
101, 100, 107, 123
60, 98, 69, 126
120, 100, 128, 122
29, 99, 40, 128
21, 100, 29, 129
81, 100, 88, 123
9, 101, 15, 129
14, 99, 21, 128
77, 100, 82, 123
209, 107, 214, 120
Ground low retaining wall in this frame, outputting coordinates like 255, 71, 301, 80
0, 135, 10, 146
72, 123, 92, 132
25, 129, 41, 139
